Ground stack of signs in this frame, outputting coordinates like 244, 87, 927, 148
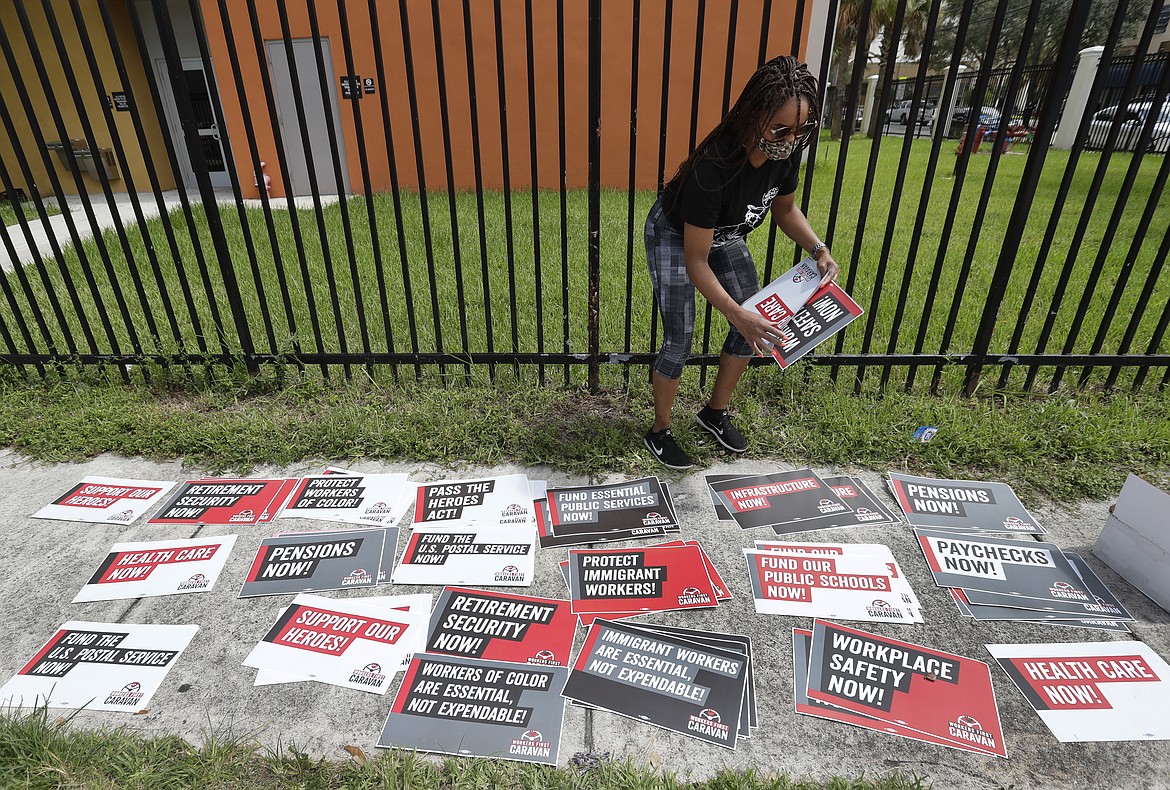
252, 594, 431, 687
709, 470, 900, 535
74, 535, 237, 602
887, 473, 1045, 535
986, 641, 1170, 742
558, 540, 731, 627
424, 587, 576, 666
537, 477, 679, 549
378, 653, 568, 765
565, 544, 722, 621
0, 622, 198, 711
242, 593, 427, 693
707, 474, 900, 532
376, 588, 579, 765
394, 474, 538, 586
278, 471, 412, 528
795, 620, 1006, 756
745, 542, 922, 623
148, 477, 298, 526
916, 530, 1135, 632
562, 619, 753, 749
33, 476, 176, 525
743, 259, 864, 370
239, 526, 399, 597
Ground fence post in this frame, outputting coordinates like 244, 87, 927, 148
149, 0, 257, 374
937, 64, 966, 139
587, 0, 601, 393
963, 0, 1093, 396
1052, 46, 1104, 149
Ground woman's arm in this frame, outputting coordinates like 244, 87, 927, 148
770, 191, 840, 283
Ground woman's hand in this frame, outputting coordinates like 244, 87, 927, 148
729, 306, 787, 357
815, 249, 840, 285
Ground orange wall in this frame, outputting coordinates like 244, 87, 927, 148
0, 0, 174, 198
201, 0, 810, 198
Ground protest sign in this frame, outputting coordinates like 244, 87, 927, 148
744, 549, 920, 623
413, 474, 534, 527
239, 528, 394, 597
807, 620, 1006, 757
708, 470, 851, 532
889, 473, 1044, 534
379, 654, 567, 764
988, 641, 1170, 742
546, 477, 678, 536
741, 257, 823, 334
278, 473, 411, 526
74, 535, 236, 602
562, 619, 750, 749
243, 593, 426, 694
765, 282, 864, 369
34, 476, 176, 524
392, 525, 536, 586
916, 528, 1093, 606
149, 478, 296, 526
0, 622, 197, 711
949, 588, 1132, 632
752, 542, 919, 608
638, 624, 756, 735
252, 594, 431, 686
536, 495, 671, 550
792, 628, 970, 749
425, 588, 576, 665
566, 545, 719, 615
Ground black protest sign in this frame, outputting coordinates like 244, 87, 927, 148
636, 623, 756, 735
239, 528, 392, 597
562, 619, 749, 749
770, 282, 863, 369
765, 476, 898, 534
426, 587, 576, 665
916, 528, 1092, 604
807, 620, 1006, 757
709, 470, 851, 531
889, 473, 1044, 534
546, 477, 677, 536
379, 654, 567, 764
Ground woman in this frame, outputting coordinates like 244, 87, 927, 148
644, 55, 839, 470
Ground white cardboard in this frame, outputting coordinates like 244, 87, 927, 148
1092, 474, 1170, 613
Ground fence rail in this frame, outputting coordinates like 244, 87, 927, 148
0, 0, 1167, 393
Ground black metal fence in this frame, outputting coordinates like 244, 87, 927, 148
0, 0, 1167, 394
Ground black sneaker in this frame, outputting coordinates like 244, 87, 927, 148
643, 428, 694, 470
696, 406, 748, 453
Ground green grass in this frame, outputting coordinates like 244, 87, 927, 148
0, 199, 60, 228
1, 138, 1166, 394
1, 366, 1166, 503
0, 706, 930, 790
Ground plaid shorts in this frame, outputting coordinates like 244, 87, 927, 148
645, 198, 760, 379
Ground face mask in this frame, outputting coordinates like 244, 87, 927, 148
758, 136, 796, 160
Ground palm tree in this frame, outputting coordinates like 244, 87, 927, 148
826, 0, 931, 140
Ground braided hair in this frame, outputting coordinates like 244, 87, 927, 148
665, 55, 820, 193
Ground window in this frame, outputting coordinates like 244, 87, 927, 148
1156, 8, 1170, 35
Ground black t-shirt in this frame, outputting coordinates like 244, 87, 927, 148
661, 137, 800, 248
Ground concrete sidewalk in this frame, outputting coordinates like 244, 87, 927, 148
1, 448, 1167, 788
1, 190, 341, 271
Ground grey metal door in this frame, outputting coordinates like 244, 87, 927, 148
265, 38, 349, 196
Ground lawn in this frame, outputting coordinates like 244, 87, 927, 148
1, 136, 1166, 394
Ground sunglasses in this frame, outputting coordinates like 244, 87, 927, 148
767, 120, 819, 145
